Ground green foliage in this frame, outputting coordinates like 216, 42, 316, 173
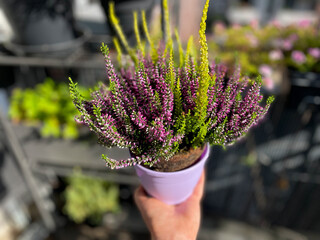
9, 78, 90, 139
64, 170, 120, 224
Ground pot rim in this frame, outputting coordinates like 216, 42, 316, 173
134, 143, 210, 176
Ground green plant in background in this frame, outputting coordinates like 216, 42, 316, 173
9, 78, 90, 139
64, 169, 120, 224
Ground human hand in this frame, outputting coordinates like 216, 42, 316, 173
134, 171, 205, 240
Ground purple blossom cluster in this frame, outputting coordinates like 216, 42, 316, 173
70, 44, 274, 169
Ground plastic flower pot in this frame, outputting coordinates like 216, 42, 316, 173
134, 143, 210, 205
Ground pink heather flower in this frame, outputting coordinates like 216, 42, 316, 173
263, 77, 274, 90
308, 48, 320, 59
292, 51, 306, 64
269, 50, 283, 61
259, 65, 272, 77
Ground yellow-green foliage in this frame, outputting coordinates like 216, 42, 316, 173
109, 2, 137, 64
141, 10, 158, 62
174, 76, 182, 117
166, 49, 175, 91
175, 28, 184, 67
133, 11, 144, 55
192, 0, 210, 146
64, 170, 120, 224
113, 37, 122, 66
162, 0, 172, 52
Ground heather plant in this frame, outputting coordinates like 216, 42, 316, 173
69, 0, 274, 169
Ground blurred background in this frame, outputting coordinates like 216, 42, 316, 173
0, 0, 320, 239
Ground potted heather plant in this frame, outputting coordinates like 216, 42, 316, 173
69, 0, 274, 204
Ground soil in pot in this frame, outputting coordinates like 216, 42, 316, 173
148, 145, 205, 172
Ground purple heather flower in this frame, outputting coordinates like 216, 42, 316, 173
269, 50, 283, 61
259, 65, 272, 77
308, 48, 320, 59
292, 51, 306, 64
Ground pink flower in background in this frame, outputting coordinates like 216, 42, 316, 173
263, 77, 274, 90
259, 65, 274, 90
259, 65, 272, 77
250, 19, 259, 29
308, 48, 320, 59
231, 23, 241, 29
298, 19, 312, 28
214, 22, 226, 33
282, 39, 293, 51
271, 20, 282, 28
288, 34, 298, 42
291, 51, 306, 64
269, 50, 283, 61
281, 35, 298, 51
246, 34, 259, 47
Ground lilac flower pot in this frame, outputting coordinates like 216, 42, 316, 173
134, 143, 210, 205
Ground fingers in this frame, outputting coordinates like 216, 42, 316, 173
185, 170, 206, 205
193, 170, 206, 201
134, 186, 165, 209
134, 186, 147, 208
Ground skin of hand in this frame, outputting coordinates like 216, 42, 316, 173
134, 171, 205, 240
